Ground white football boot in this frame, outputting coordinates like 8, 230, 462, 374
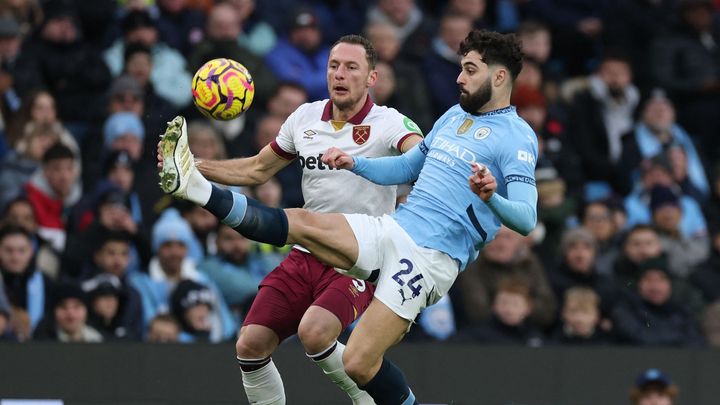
159, 116, 196, 199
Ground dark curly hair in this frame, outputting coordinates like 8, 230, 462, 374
458, 30, 524, 80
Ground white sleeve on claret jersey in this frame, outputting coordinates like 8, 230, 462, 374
274, 107, 301, 155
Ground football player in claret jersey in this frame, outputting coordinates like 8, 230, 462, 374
161, 30, 536, 404
158, 35, 422, 404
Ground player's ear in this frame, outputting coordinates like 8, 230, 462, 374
493, 67, 508, 87
367, 69, 378, 87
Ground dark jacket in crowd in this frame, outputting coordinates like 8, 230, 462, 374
610, 293, 705, 347
548, 261, 619, 316
548, 323, 615, 346
13, 20, 111, 124
689, 250, 720, 303
454, 316, 544, 347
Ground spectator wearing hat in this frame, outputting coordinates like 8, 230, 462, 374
82, 232, 144, 339
620, 89, 710, 201
33, 282, 102, 342
549, 287, 614, 345
62, 183, 150, 278
624, 153, 708, 245
24, 143, 81, 252
128, 208, 236, 339
170, 279, 218, 342
649, 185, 709, 278
651, 0, 720, 161
630, 368, 679, 405
155, 0, 205, 58
610, 259, 705, 347
13, 0, 111, 140
81, 273, 139, 341
77, 74, 167, 220
0, 226, 51, 336
264, 7, 329, 101
103, 111, 145, 162
187, 2, 276, 113
548, 228, 619, 317
121, 44, 178, 150
103, 9, 192, 109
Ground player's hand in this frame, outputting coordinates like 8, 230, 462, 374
469, 162, 496, 202
156, 141, 163, 170
322, 147, 354, 170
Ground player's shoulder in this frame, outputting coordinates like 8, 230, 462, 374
367, 103, 404, 123
496, 108, 537, 142
368, 103, 423, 134
296, 99, 327, 117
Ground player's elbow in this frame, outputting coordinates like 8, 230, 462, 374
517, 212, 537, 236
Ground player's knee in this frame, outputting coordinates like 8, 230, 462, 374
342, 350, 374, 385
297, 320, 337, 355
235, 329, 275, 359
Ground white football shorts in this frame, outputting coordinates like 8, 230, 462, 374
343, 214, 459, 321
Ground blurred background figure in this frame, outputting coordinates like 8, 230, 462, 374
630, 368, 679, 405
550, 287, 612, 345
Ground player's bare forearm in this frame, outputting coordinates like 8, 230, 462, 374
196, 158, 257, 185
198, 145, 290, 186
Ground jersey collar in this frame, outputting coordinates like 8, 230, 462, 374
321, 95, 374, 124
473, 105, 515, 117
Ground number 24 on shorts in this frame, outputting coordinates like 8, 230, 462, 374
392, 259, 424, 304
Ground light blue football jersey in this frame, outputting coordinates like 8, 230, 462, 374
392, 105, 538, 271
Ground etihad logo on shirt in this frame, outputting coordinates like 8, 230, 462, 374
428, 137, 478, 167
298, 153, 339, 171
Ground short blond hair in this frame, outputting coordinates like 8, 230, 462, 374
563, 287, 600, 312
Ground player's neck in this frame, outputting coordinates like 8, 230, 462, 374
477, 95, 511, 115
332, 96, 368, 122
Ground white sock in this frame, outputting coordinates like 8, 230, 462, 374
238, 357, 286, 405
186, 164, 212, 206
308, 342, 376, 405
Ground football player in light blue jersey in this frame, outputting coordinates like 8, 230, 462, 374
160, 30, 536, 405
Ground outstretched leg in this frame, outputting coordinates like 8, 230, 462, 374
159, 116, 359, 270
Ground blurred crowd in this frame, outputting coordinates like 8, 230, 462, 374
0, 0, 719, 348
